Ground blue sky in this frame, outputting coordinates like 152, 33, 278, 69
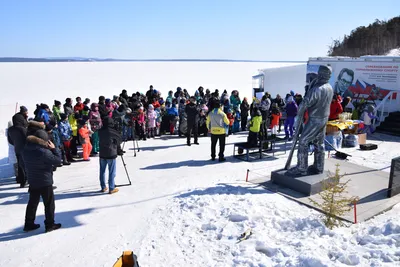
0, 0, 399, 60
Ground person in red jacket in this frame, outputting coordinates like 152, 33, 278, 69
329, 94, 343, 121
74, 97, 85, 113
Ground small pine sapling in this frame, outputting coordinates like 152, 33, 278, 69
309, 164, 358, 229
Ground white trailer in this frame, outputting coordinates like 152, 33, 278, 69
308, 56, 400, 123
252, 63, 307, 99
253, 56, 400, 122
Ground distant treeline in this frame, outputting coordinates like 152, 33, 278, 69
329, 16, 400, 57
0, 57, 305, 63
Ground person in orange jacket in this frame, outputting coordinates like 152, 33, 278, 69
269, 103, 282, 138
78, 119, 92, 161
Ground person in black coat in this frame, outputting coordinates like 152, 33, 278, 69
240, 98, 250, 131
23, 129, 62, 232
145, 85, 155, 104
98, 117, 123, 194
185, 96, 200, 146
7, 106, 30, 187
119, 89, 129, 107
98, 96, 108, 119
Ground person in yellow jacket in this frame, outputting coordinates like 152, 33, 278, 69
68, 112, 79, 157
206, 100, 230, 162
248, 107, 262, 146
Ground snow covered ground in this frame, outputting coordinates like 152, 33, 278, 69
0, 61, 303, 133
1, 61, 400, 266
1, 131, 400, 267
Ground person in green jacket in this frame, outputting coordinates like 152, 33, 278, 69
52, 100, 62, 122
68, 112, 80, 157
248, 107, 262, 146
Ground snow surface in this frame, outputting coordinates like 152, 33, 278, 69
386, 48, 400, 56
1, 62, 400, 266
0, 61, 300, 133
1, 131, 400, 267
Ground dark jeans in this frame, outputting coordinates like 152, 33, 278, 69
187, 122, 198, 144
247, 131, 258, 146
70, 136, 78, 156
16, 154, 26, 185
241, 114, 248, 131
25, 185, 55, 227
211, 134, 226, 159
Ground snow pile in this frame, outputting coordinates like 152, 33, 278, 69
386, 48, 400, 56
140, 184, 400, 266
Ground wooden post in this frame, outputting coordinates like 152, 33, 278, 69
353, 200, 357, 224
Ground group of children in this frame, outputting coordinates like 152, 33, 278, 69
27, 87, 304, 165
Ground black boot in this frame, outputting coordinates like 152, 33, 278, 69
46, 223, 62, 233
24, 223, 40, 232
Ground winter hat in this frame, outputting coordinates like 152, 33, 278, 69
113, 95, 119, 101
84, 98, 90, 103
40, 103, 49, 110
148, 104, 154, 110
60, 113, 67, 121
105, 98, 111, 103
65, 98, 72, 104
126, 108, 132, 113
91, 103, 98, 110
158, 99, 164, 105
290, 90, 295, 96
12, 113, 27, 127
78, 119, 86, 126
34, 129, 49, 142
20, 106, 28, 113
99, 96, 105, 102
287, 96, 294, 102
45, 124, 54, 132
54, 100, 61, 106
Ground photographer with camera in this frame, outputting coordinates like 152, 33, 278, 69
98, 117, 123, 194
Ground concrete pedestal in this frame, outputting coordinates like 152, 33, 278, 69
271, 169, 335, 196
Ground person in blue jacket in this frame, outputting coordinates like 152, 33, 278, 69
167, 104, 179, 134
36, 104, 51, 124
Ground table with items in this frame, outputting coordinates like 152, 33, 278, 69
325, 119, 366, 150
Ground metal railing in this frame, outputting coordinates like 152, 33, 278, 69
374, 90, 400, 127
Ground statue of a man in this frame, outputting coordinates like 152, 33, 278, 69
286, 65, 334, 176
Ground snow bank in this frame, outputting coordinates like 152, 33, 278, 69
386, 48, 400, 56
140, 184, 400, 267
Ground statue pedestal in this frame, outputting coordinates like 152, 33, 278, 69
271, 169, 337, 196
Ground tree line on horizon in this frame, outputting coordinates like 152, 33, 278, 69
328, 16, 400, 57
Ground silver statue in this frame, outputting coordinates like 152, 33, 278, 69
285, 65, 334, 176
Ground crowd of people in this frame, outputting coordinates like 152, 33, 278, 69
7, 80, 379, 233
5, 84, 317, 233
